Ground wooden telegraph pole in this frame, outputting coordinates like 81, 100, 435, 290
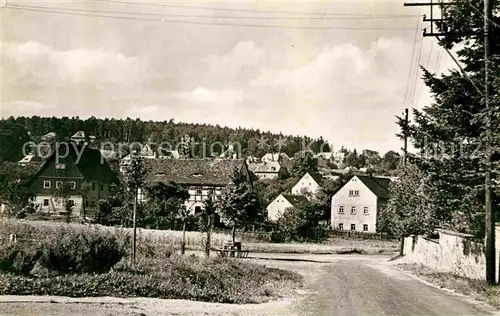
483, 0, 495, 285
403, 0, 496, 284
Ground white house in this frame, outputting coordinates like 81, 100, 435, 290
262, 152, 290, 163
331, 175, 392, 233
291, 172, 323, 198
248, 161, 285, 180
266, 194, 309, 222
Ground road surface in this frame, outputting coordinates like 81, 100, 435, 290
293, 256, 497, 316
0, 255, 497, 316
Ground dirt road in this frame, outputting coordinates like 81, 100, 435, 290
0, 255, 497, 316
293, 257, 497, 316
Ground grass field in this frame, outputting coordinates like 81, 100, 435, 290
0, 219, 399, 254
0, 219, 303, 303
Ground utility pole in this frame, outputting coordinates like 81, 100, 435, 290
483, 0, 495, 285
404, 0, 496, 284
403, 108, 409, 167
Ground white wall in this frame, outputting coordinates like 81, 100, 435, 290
266, 194, 293, 222
291, 173, 320, 197
35, 195, 83, 216
403, 227, 500, 283
255, 172, 279, 180
331, 176, 378, 233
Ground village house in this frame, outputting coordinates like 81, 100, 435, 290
291, 172, 323, 198
266, 194, 309, 222
119, 144, 157, 173
145, 158, 253, 216
330, 174, 391, 233
18, 154, 43, 167
28, 143, 120, 216
248, 161, 286, 180
70, 131, 87, 145
261, 152, 290, 164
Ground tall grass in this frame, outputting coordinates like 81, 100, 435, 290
0, 219, 304, 303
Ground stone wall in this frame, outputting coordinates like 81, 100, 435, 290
403, 225, 500, 282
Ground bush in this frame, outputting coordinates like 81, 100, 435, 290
0, 221, 303, 303
0, 227, 127, 275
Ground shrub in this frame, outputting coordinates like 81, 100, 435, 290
0, 227, 127, 275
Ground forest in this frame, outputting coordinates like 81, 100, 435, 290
2, 116, 332, 159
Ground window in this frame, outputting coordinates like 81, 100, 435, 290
349, 190, 360, 197
92, 183, 96, 191
196, 188, 202, 195
363, 224, 368, 232
68, 200, 75, 206
43, 199, 49, 206
338, 223, 344, 230
194, 206, 202, 214
56, 181, 63, 189
85, 200, 89, 207
363, 207, 369, 215
338, 205, 344, 214
69, 181, 76, 189
100, 184, 104, 191
350, 206, 356, 215
43, 181, 51, 189
351, 224, 356, 231
55, 163, 66, 169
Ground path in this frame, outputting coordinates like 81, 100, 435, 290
0, 255, 497, 316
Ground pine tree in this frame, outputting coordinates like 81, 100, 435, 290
400, 0, 500, 236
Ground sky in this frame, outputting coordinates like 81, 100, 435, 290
0, 0, 456, 154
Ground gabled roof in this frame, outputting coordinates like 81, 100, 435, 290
309, 172, 324, 185
18, 154, 43, 164
71, 131, 85, 139
282, 194, 309, 209
355, 175, 392, 199
146, 158, 248, 186
159, 150, 180, 159
251, 161, 281, 173
30, 144, 120, 184
262, 153, 290, 162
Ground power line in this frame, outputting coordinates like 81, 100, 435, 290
99, 0, 419, 18
426, 40, 435, 69
410, 31, 425, 104
3, 4, 422, 20
404, 14, 422, 108
4, 5, 423, 30
409, 32, 425, 108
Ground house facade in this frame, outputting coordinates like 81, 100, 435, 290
248, 161, 285, 180
261, 152, 290, 164
330, 175, 391, 233
291, 172, 323, 198
28, 143, 120, 216
266, 194, 308, 222
146, 158, 253, 215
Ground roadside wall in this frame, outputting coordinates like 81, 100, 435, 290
403, 225, 500, 282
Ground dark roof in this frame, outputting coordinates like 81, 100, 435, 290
355, 175, 392, 199
308, 172, 324, 185
146, 158, 248, 186
282, 194, 309, 209
30, 143, 120, 184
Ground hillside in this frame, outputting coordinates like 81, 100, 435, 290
4, 116, 331, 158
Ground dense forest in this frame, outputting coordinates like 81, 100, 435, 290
3, 116, 332, 159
